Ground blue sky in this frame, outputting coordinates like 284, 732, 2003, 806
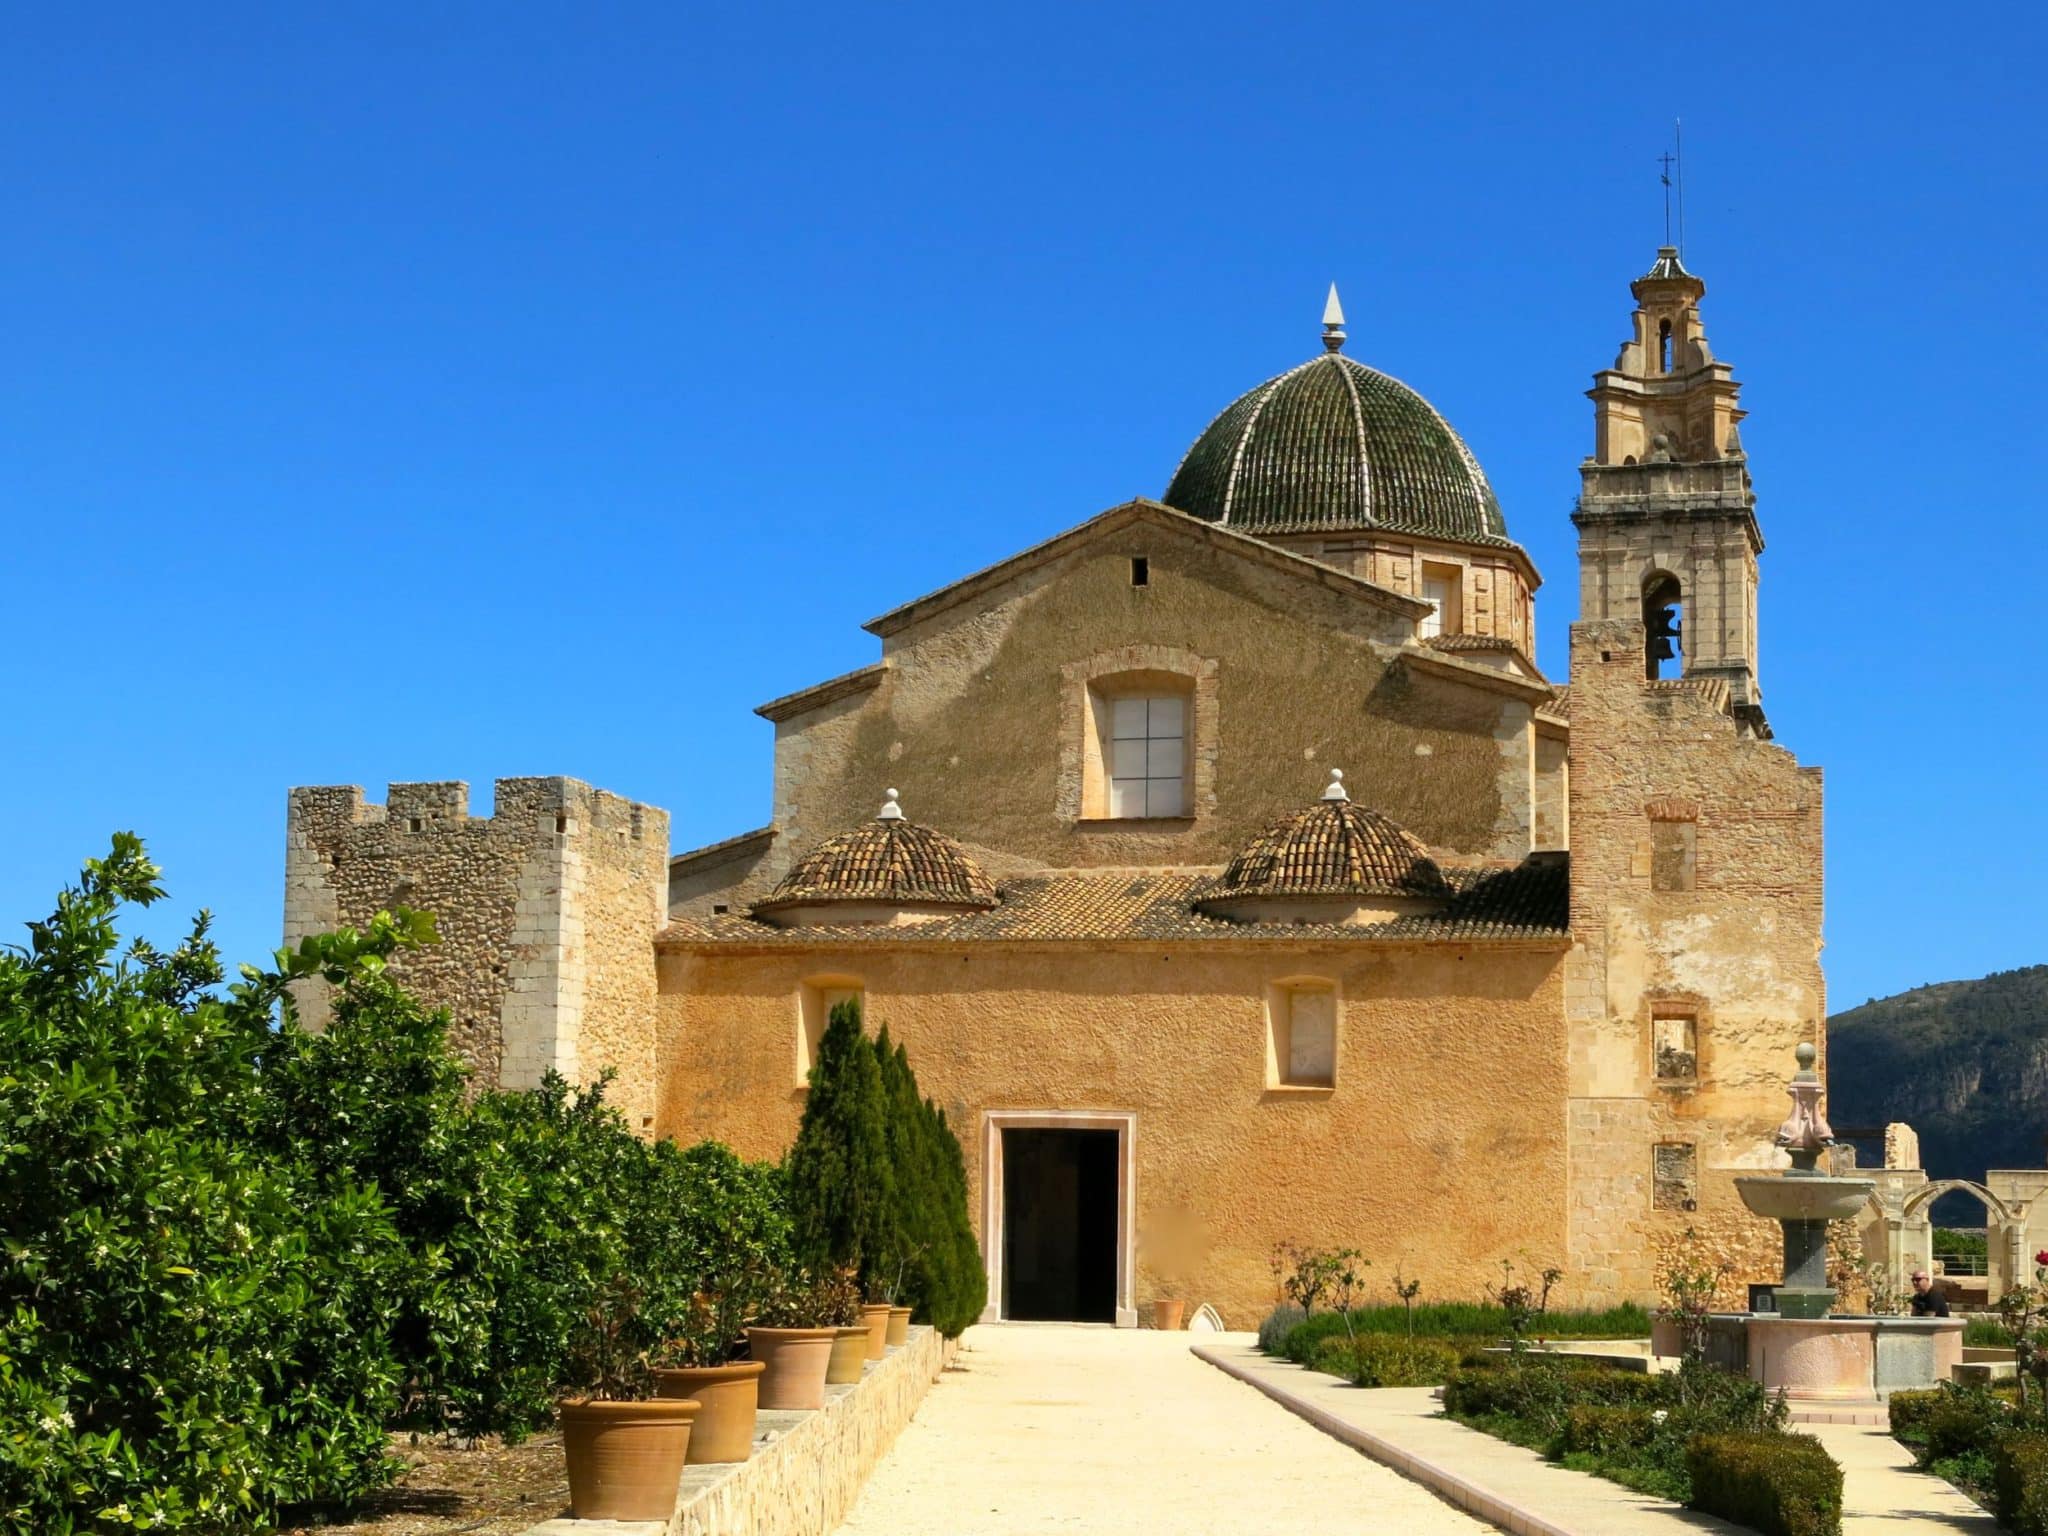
1, 3, 2040, 1011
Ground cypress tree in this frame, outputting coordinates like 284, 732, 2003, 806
928, 1100, 987, 1335
784, 996, 894, 1284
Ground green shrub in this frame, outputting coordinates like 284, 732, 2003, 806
1889, 1388, 1942, 1442
1995, 1433, 2048, 1536
1310, 1334, 1463, 1387
1923, 1392, 2012, 1466
1686, 1432, 1843, 1536
1967, 1317, 2015, 1347
1258, 1303, 1306, 1354
1561, 1404, 1659, 1459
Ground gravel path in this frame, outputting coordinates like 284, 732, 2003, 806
834, 1326, 1496, 1534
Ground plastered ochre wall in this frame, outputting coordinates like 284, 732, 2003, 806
656, 941, 1570, 1326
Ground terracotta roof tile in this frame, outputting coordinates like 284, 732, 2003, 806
663, 855, 1568, 949
753, 817, 997, 915
1208, 797, 1452, 903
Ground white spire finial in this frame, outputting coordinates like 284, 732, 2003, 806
1321, 284, 1346, 353
877, 788, 904, 821
1322, 768, 1349, 802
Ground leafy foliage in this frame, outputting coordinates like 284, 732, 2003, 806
1311, 1334, 1463, 1387
0, 837, 415, 1532
1995, 1433, 2048, 1536
0, 838, 797, 1532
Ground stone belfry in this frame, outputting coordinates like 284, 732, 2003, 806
1575, 248, 1766, 732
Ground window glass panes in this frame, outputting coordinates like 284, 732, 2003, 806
1107, 695, 1185, 817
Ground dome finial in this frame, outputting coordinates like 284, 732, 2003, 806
1321, 283, 1346, 353
1321, 767, 1349, 802
877, 787, 904, 821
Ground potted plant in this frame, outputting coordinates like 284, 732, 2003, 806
559, 1277, 701, 1521
652, 1289, 768, 1464
1152, 1297, 1186, 1331
859, 1295, 893, 1360
812, 1266, 871, 1385
887, 1302, 913, 1346
748, 1270, 842, 1410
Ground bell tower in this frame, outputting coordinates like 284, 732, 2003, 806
1574, 248, 1765, 732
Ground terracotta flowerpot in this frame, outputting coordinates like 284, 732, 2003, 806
827, 1325, 871, 1384
1153, 1298, 1186, 1331
558, 1397, 698, 1521
652, 1360, 763, 1464
859, 1302, 892, 1361
887, 1305, 912, 1346
747, 1326, 837, 1410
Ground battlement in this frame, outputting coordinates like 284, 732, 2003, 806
284, 775, 671, 1128
289, 777, 665, 846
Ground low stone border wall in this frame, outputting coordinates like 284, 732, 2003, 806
524, 1324, 957, 1536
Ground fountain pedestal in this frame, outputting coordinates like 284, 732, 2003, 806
1707, 1045, 1964, 1401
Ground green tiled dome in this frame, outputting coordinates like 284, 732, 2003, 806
1164, 351, 1509, 544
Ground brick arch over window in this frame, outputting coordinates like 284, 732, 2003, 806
1057, 645, 1219, 824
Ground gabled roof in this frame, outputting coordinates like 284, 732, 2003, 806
862, 498, 1429, 640
669, 824, 775, 874
755, 662, 887, 723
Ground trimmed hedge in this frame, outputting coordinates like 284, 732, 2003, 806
1277, 1302, 1648, 1363
1560, 1404, 1658, 1459
1995, 1433, 2048, 1536
1686, 1432, 1842, 1536
1310, 1334, 1463, 1388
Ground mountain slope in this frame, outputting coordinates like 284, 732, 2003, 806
1828, 965, 2048, 1183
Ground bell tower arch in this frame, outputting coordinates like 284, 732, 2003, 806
1575, 248, 1766, 733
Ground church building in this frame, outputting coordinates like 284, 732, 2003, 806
285, 250, 1824, 1325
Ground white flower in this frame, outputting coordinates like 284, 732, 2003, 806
1651, 1409, 1668, 1424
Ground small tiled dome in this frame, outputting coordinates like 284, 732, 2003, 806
753, 791, 998, 923
1204, 771, 1451, 908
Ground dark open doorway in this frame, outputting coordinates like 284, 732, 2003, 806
1001, 1127, 1118, 1322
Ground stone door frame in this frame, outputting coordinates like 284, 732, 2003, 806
979, 1109, 1138, 1328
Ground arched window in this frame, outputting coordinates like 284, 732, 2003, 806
1643, 571, 1683, 680
1658, 318, 1674, 374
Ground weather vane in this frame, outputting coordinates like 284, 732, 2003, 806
1658, 120, 1686, 254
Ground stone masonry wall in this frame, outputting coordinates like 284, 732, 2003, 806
286, 778, 669, 1127
1563, 618, 1824, 1306
731, 511, 1539, 917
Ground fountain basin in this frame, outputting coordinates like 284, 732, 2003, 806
1733, 1174, 1874, 1224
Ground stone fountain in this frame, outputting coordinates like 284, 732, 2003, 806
1704, 1043, 1964, 1406
1734, 1042, 1874, 1320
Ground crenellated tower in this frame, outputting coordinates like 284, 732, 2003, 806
1575, 248, 1764, 733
